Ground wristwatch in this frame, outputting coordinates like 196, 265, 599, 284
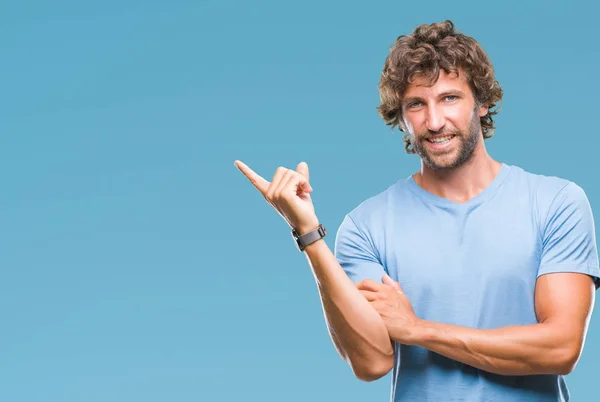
291, 224, 327, 252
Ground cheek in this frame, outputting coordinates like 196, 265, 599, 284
403, 114, 421, 133
445, 107, 464, 121
445, 113, 470, 131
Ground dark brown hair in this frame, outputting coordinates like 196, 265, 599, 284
377, 20, 503, 153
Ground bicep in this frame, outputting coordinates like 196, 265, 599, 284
535, 182, 599, 332
534, 272, 595, 336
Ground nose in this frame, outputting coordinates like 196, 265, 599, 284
426, 105, 446, 133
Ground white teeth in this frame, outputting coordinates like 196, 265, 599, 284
429, 135, 453, 143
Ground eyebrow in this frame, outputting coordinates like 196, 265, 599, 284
402, 89, 467, 107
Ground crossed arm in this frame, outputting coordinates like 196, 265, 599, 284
300, 231, 595, 380
303, 233, 596, 381
397, 272, 596, 376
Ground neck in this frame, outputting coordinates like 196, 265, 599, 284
413, 145, 502, 204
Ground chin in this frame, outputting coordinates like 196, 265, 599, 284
424, 152, 472, 171
426, 161, 457, 171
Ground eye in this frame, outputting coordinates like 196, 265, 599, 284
444, 95, 458, 102
407, 101, 423, 109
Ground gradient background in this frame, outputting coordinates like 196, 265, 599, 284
2, 1, 599, 401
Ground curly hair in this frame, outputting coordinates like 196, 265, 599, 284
376, 20, 503, 153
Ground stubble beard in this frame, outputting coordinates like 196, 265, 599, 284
410, 110, 481, 171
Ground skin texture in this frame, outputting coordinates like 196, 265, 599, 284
403, 69, 502, 204
358, 273, 595, 376
234, 68, 596, 380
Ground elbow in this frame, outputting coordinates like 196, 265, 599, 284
554, 350, 580, 375
550, 344, 582, 375
351, 356, 394, 382
554, 360, 577, 376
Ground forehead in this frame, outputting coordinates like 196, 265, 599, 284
403, 69, 470, 98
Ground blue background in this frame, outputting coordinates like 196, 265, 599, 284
2, 1, 599, 401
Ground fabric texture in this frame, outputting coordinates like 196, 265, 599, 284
334, 163, 600, 402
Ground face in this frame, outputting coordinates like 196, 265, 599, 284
401, 69, 488, 171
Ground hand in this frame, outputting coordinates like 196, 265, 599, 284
357, 274, 421, 344
234, 160, 320, 234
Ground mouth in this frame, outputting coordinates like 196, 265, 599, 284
427, 134, 455, 143
424, 134, 456, 150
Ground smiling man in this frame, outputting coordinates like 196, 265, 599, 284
400, 73, 483, 172
234, 20, 599, 402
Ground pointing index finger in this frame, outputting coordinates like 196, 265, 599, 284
234, 160, 270, 195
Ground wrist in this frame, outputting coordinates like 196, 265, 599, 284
302, 236, 326, 252
404, 318, 430, 346
295, 219, 320, 235
291, 219, 326, 253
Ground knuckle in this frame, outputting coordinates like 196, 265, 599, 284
265, 188, 274, 201
279, 191, 291, 201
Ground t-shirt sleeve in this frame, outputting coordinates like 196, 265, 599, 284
334, 214, 387, 283
538, 182, 600, 288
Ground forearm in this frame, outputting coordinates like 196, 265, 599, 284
408, 319, 581, 376
303, 239, 394, 380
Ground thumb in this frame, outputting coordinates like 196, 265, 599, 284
296, 161, 312, 193
382, 273, 403, 291
296, 161, 310, 180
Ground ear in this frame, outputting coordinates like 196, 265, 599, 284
398, 115, 409, 133
478, 104, 489, 117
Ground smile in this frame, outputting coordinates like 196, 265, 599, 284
425, 134, 456, 150
427, 135, 455, 144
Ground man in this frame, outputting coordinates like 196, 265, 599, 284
234, 20, 599, 401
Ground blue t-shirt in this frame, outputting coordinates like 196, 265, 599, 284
334, 163, 600, 401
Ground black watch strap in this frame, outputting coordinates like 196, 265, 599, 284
291, 224, 327, 251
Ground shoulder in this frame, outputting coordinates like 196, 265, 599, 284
506, 164, 591, 225
505, 164, 571, 194
343, 177, 415, 227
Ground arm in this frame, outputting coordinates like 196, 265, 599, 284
362, 181, 599, 376
303, 238, 394, 381
406, 272, 595, 376
234, 160, 393, 381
